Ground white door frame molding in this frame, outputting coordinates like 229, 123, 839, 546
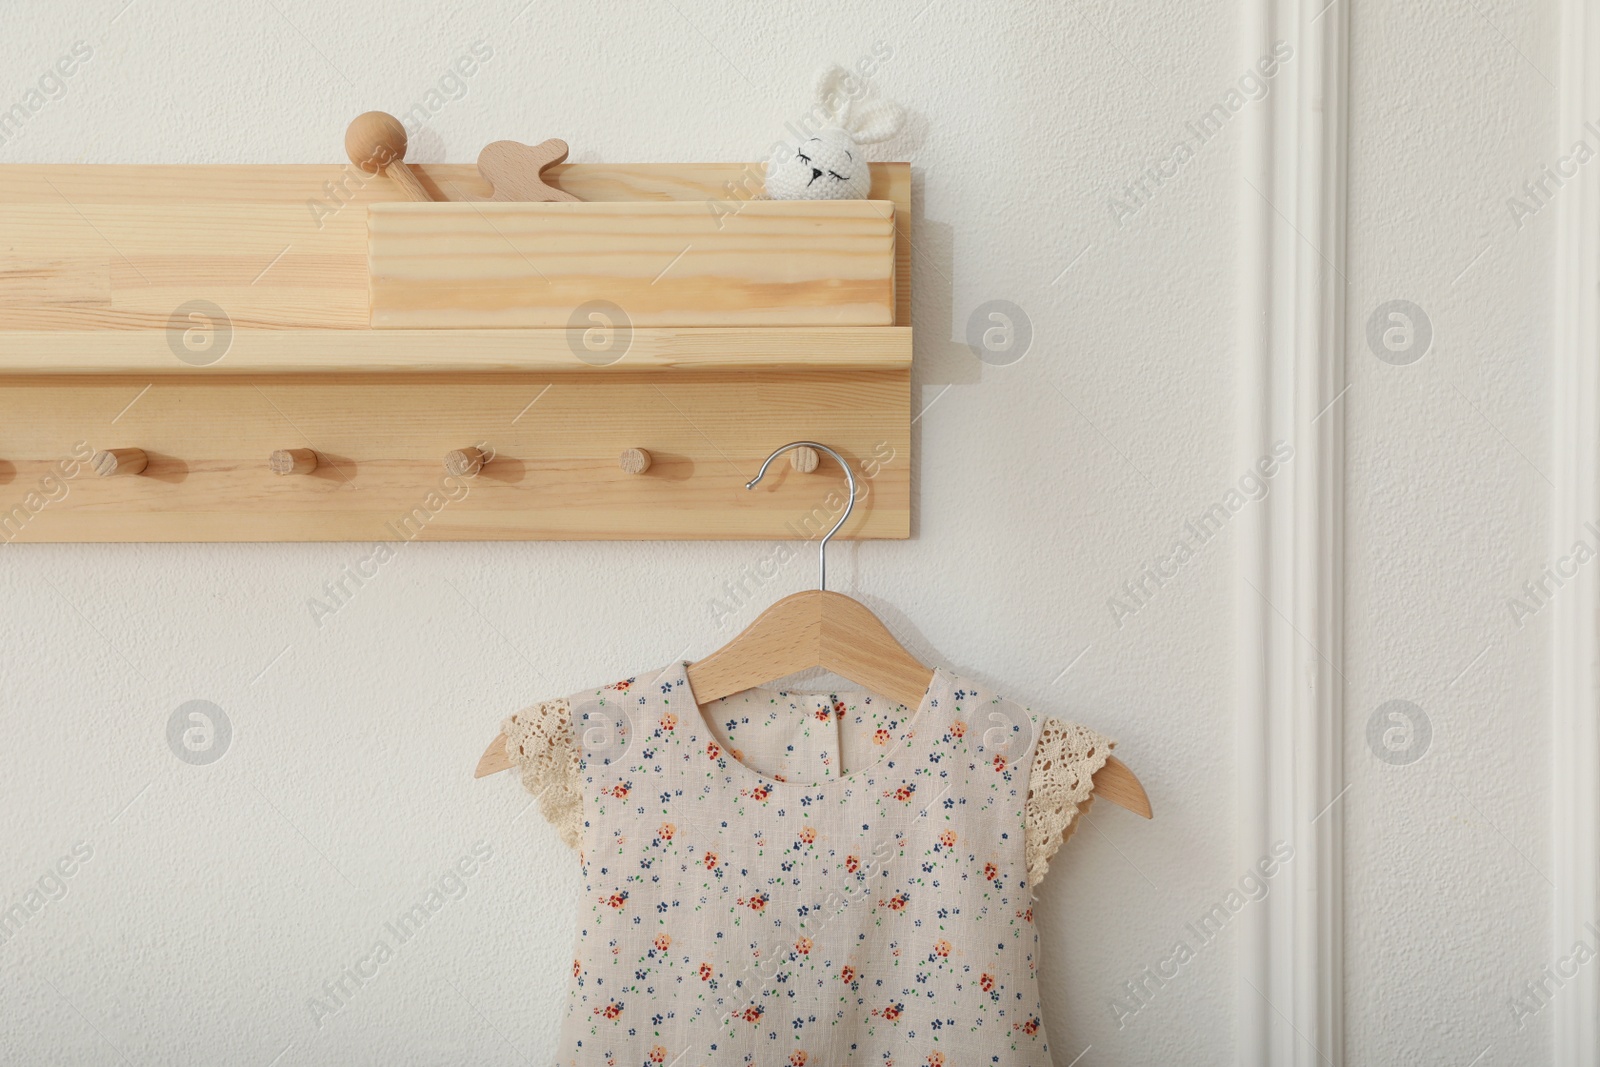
1553, 1, 1600, 1062
1236, 0, 1349, 1063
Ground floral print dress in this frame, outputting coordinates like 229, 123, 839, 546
502, 662, 1113, 1066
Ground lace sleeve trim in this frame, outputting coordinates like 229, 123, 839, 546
502, 698, 582, 850
1025, 717, 1115, 888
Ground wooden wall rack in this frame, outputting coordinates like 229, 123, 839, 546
0, 162, 910, 542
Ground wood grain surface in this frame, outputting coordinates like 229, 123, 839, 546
367, 199, 895, 328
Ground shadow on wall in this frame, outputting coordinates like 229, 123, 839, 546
909, 167, 981, 390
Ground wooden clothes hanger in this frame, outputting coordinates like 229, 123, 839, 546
477, 442, 1151, 820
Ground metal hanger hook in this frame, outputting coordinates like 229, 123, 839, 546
746, 441, 856, 592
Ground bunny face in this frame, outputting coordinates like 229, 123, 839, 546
765, 128, 873, 201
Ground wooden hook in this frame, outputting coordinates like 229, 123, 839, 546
345, 111, 431, 202
92, 448, 147, 477
444, 447, 486, 477
788, 445, 820, 473
269, 448, 318, 476
619, 448, 652, 475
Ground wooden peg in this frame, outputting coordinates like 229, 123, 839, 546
92, 448, 147, 477
444, 447, 486, 477
619, 448, 652, 475
789, 446, 820, 473
459, 138, 581, 203
269, 448, 318, 476
345, 111, 431, 202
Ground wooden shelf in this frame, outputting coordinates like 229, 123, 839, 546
0, 162, 911, 330
0, 161, 912, 542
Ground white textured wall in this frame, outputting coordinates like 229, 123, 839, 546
0, 1, 1556, 1064
1343, 1, 1554, 1064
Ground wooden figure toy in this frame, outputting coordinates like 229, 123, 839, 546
459, 138, 581, 202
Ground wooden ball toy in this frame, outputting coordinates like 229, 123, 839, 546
344, 111, 431, 202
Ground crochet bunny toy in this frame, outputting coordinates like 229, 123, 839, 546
764, 65, 904, 200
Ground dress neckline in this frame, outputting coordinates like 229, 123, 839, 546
664, 660, 949, 792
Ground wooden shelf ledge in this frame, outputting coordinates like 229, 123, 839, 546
0, 326, 911, 376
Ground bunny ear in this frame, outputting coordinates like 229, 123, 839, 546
848, 98, 904, 145
812, 64, 853, 127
